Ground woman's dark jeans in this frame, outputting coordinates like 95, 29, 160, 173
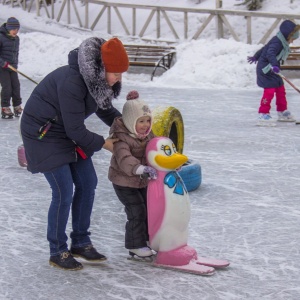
44, 157, 97, 256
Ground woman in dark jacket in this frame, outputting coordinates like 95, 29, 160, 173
0, 17, 22, 119
247, 20, 300, 125
20, 37, 129, 270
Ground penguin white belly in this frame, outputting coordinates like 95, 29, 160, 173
151, 185, 190, 252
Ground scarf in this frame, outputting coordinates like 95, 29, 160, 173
262, 31, 290, 74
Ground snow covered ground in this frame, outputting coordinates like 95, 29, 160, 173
1, 1, 300, 299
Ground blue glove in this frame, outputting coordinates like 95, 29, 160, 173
143, 166, 157, 180
247, 56, 257, 64
272, 66, 280, 74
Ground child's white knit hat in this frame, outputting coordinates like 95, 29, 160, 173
122, 90, 152, 136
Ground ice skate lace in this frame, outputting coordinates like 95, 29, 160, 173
2, 107, 13, 114
14, 106, 23, 113
61, 251, 71, 259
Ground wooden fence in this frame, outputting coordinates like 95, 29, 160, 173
2, 0, 300, 44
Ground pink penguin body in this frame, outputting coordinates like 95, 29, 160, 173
146, 137, 229, 272
146, 137, 196, 266
147, 170, 190, 252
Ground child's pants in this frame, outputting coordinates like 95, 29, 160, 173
258, 85, 287, 114
112, 184, 149, 250
0, 68, 22, 108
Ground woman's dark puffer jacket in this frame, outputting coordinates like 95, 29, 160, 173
20, 37, 121, 173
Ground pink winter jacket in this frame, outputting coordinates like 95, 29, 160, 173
108, 117, 155, 188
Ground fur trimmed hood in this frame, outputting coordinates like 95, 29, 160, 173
78, 37, 121, 109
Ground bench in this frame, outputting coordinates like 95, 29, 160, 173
124, 44, 176, 80
281, 46, 300, 70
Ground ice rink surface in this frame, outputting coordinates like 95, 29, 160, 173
1, 80, 300, 300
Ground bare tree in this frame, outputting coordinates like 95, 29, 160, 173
235, 0, 263, 11
190, 0, 203, 4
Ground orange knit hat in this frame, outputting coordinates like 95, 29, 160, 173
101, 38, 129, 73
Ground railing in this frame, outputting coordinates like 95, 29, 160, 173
2, 0, 300, 45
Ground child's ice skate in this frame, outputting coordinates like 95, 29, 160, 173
129, 247, 153, 257
277, 110, 295, 122
128, 247, 154, 261
14, 105, 23, 117
256, 113, 276, 127
1, 107, 14, 119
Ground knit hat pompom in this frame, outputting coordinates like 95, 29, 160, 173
122, 90, 152, 138
6, 17, 20, 31
101, 37, 129, 73
126, 90, 139, 100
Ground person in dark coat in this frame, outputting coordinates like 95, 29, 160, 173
0, 17, 23, 119
247, 20, 300, 124
20, 37, 129, 270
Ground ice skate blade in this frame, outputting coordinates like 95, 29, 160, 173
1, 115, 14, 119
127, 254, 154, 262
129, 250, 154, 257
256, 120, 276, 127
277, 119, 295, 122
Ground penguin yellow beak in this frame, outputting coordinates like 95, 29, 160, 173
155, 153, 188, 170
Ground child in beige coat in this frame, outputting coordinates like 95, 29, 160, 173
108, 90, 156, 258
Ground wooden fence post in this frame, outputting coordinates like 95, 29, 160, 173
84, 0, 88, 29
216, 0, 223, 39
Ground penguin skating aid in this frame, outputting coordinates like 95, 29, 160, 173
139, 136, 230, 276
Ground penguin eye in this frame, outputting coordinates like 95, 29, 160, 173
172, 143, 177, 153
163, 145, 172, 156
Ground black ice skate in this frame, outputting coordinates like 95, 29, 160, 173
1, 107, 14, 119
14, 105, 23, 117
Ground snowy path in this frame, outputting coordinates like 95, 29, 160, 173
1, 80, 300, 299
